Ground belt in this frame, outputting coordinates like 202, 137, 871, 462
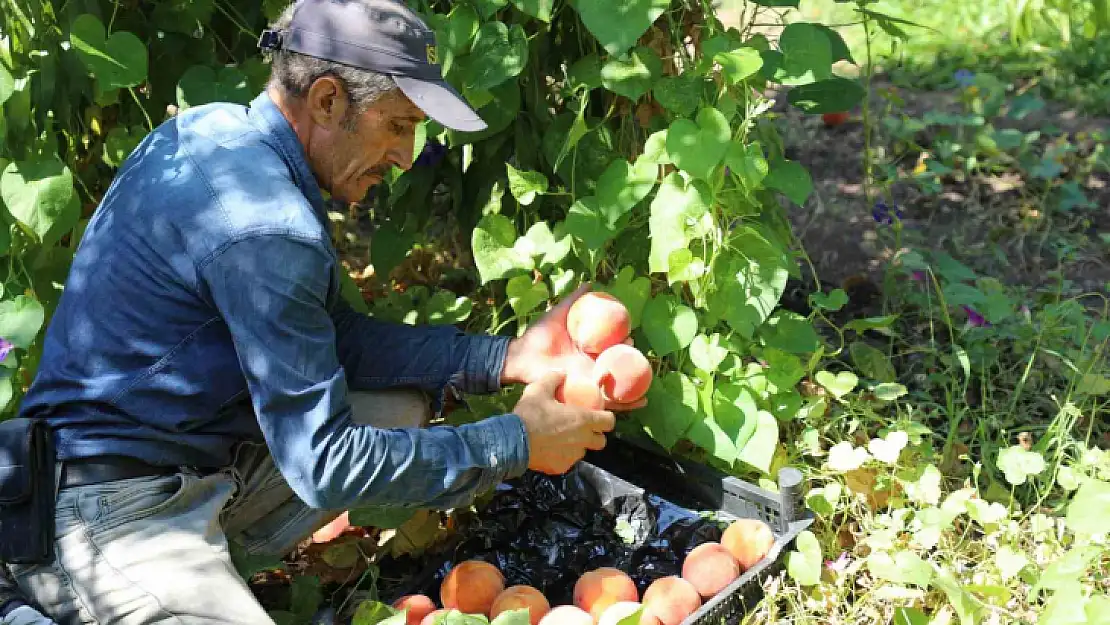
59, 456, 179, 490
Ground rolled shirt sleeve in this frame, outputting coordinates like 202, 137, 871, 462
197, 233, 529, 511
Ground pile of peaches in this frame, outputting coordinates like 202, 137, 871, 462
391, 518, 776, 625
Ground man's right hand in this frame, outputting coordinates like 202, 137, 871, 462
513, 370, 616, 475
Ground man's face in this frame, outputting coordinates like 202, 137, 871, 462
305, 81, 425, 204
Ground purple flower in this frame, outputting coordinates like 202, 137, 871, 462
872, 201, 904, 225
826, 552, 850, 573
911, 271, 926, 282
962, 305, 990, 327
413, 139, 446, 168
0, 338, 11, 363
954, 69, 975, 87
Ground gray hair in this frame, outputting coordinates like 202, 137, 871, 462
266, 2, 399, 129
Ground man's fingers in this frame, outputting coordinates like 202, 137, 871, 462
605, 398, 648, 412
584, 408, 616, 433
525, 369, 566, 398
585, 432, 608, 451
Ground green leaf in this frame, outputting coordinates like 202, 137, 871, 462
471, 214, 532, 284
102, 125, 145, 168
760, 311, 819, 354
764, 348, 806, 392
849, 341, 896, 382
490, 609, 533, 625
653, 74, 701, 116
0, 64, 13, 106
441, 5, 480, 55
604, 266, 651, 330
641, 293, 697, 357
423, 291, 473, 325
1040, 583, 1089, 625
596, 156, 658, 221
778, 23, 832, 85
509, 0, 554, 21
574, 0, 671, 56
873, 383, 908, 401
931, 570, 983, 625
600, 47, 662, 101
472, 0, 509, 19
689, 333, 729, 373
787, 77, 867, 114
666, 108, 731, 181
1, 157, 80, 244
713, 382, 760, 451
353, 601, 406, 625
707, 230, 789, 338
321, 542, 362, 568
506, 275, 549, 316
348, 506, 417, 530
371, 219, 416, 279
648, 173, 710, 274
519, 222, 571, 268
641, 130, 672, 165
715, 47, 764, 83
684, 412, 738, 465
666, 249, 705, 285
813, 24, 855, 64
867, 551, 933, 587
725, 142, 770, 191
893, 608, 929, 625
763, 160, 813, 206
462, 22, 528, 92
69, 14, 148, 89
996, 446, 1046, 486
994, 546, 1030, 582
815, 370, 857, 398
786, 530, 822, 586
634, 371, 699, 449
1066, 478, 1110, 535
290, 575, 323, 622
737, 409, 778, 473
809, 288, 848, 312
176, 65, 252, 108
565, 197, 616, 251
441, 612, 490, 625
1085, 595, 1110, 625
506, 164, 548, 205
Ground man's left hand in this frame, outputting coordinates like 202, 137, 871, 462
500, 285, 648, 412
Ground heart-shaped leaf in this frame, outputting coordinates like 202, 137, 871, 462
815, 370, 857, 398
778, 22, 832, 86
849, 341, 896, 382
0, 295, 45, 349
737, 409, 778, 473
996, 445, 1045, 485
706, 229, 790, 338
1066, 478, 1110, 536
423, 291, 473, 326
596, 156, 658, 222
715, 47, 764, 83
867, 551, 933, 587
827, 441, 871, 472
725, 142, 769, 191
506, 275, 549, 317
666, 108, 731, 181
641, 293, 697, 357
652, 74, 701, 116
873, 382, 908, 401
787, 530, 822, 586
787, 77, 867, 114
509, 0, 554, 22
867, 430, 908, 464
689, 333, 728, 373
102, 125, 145, 168
574, 0, 671, 57
517, 222, 571, 268
69, 14, 148, 89
1, 156, 80, 244
600, 47, 662, 101
764, 159, 813, 206
634, 371, 699, 449
506, 164, 548, 205
461, 22, 528, 92
176, 64, 252, 109
471, 213, 532, 284
0, 64, 14, 106
648, 173, 710, 274
565, 197, 616, 251
604, 266, 651, 330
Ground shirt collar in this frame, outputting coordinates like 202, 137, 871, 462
247, 90, 327, 223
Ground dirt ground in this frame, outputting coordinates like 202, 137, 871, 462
767, 76, 1110, 295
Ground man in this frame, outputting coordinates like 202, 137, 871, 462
0, 0, 642, 623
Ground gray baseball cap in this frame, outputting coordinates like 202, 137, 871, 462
259, 0, 487, 132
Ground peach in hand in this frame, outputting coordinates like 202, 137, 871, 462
567, 292, 631, 355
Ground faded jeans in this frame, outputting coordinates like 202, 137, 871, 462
2, 390, 431, 625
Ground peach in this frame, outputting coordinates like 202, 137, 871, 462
597, 601, 644, 625
567, 292, 631, 355
420, 609, 448, 625
721, 519, 775, 571
537, 605, 594, 625
680, 542, 740, 598
592, 344, 652, 403
555, 374, 605, 410
573, 567, 640, 621
393, 595, 437, 625
490, 585, 551, 625
440, 560, 505, 616
640, 577, 701, 625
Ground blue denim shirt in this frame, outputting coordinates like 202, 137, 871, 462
18, 91, 530, 511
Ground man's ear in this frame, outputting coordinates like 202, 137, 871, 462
305, 76, 350, 129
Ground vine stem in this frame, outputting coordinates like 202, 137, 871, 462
128, 88, 154, 131
108, 0, 120, 33
861, 12, 875, 206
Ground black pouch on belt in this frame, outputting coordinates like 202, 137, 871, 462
0, 418, 56, 564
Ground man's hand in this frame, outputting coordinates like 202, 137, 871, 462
513, 370, 616, 474
500, 285, 647, 412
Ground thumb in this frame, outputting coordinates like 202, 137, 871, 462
524, 368, 566, 398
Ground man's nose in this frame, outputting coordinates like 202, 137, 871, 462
390, 142, 415, 172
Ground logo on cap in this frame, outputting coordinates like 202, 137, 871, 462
425, 44, 438, 64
